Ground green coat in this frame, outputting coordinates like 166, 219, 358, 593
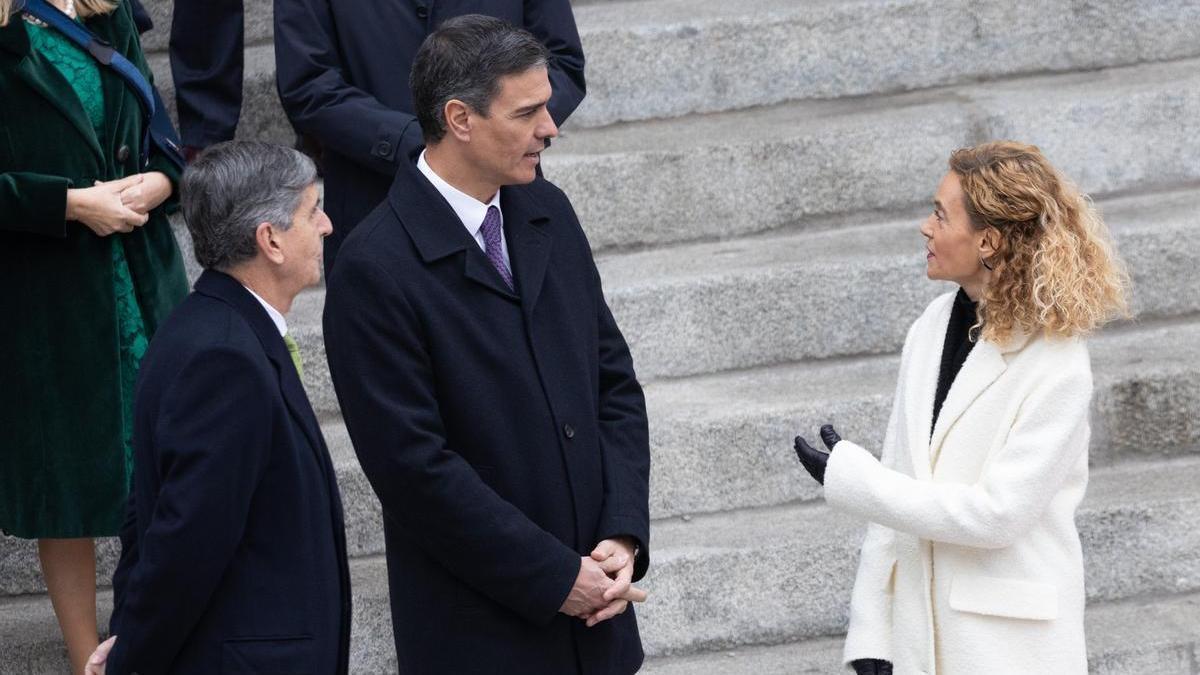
0, 1, 188, 538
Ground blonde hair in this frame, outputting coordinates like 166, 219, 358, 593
949, 141, 1130, 343
1, 0, 116, 27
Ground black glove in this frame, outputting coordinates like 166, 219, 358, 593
851, 658, 893, 675
793, 435, 828, 484
820, 424, 842, 450
793, 424, 844, 485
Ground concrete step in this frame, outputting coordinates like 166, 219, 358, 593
4, 458, 1200, 672
4, 315, 1199, 596
137, 0, 1200, 133
547, 57, 1200, 252
281, 183, 1200, 412
640, 592, 1200, 675
567, 0, 1200, 128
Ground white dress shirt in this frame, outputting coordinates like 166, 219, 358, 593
416, 150, 511, 273
242, 284, 288, 337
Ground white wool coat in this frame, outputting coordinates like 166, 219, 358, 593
824, 291, 1093, 675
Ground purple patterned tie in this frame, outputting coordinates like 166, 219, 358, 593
479, 205, 513, 290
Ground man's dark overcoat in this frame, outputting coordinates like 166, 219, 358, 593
106, 271, 351, 674
323, 149, 650, 674
273, 0, 586, 273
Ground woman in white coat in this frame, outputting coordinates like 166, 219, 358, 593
793, 141, 1130, 675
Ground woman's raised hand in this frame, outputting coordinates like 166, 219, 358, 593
66, 175, 148, 236
793, 424, 844, 485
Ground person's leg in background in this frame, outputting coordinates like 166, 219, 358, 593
169, 0, 245, 159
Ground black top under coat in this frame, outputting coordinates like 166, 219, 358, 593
931, 288, 979, 436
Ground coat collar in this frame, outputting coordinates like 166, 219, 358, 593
1, 13, 108, 163
388, 146, 553, 311
193, 270, 326, 458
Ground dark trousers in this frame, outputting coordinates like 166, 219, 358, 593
169, 0, 244, 147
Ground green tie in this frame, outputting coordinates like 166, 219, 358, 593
283, 334, 304, 378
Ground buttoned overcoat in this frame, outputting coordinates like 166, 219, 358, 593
323, 148, 650, 674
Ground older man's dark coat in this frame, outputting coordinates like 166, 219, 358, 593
106, 271, 351, 674
273, 0, 586, 273
323, 150, 650, 674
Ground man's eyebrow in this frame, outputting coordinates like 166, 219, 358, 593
512, 99, 549, 116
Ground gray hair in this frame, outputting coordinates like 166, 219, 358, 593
410, 14, 550, 144
180, 141, 317, 271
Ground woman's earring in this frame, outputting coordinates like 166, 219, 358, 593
980, 254, 994, 271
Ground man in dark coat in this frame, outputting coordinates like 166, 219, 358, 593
274, 0, 586, 274
92, 141, 350, 674
323, 16, 649, 675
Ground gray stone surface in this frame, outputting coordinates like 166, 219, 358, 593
547, 58, 1200, 252
569, 0, 1200, 128
4, 459, 1200, 672
640, 593, 1200, 674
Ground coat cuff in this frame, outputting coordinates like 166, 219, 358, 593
823, 440, 883, 520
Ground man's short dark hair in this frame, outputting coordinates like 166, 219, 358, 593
410, 14, 550, 143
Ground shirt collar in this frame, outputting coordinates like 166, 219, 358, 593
241, 284, 288, 336
417, 149, 502, 236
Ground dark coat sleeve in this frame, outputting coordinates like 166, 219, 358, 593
105, 347, 274, 673
273, 0, 423, 177
525, 0, 586, 126
323, 257, 581, 626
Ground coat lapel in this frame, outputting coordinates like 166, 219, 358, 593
904, 295, 953, 480
390, 152, 520, 302
193, 271, 327, 462
501, 184, 552, 315
1, 21, 104, 163
928, 339, 1006, 468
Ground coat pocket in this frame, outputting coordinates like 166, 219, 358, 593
222, 635, 314, 674
949, 574, 1058, 621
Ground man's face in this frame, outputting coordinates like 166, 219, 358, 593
466, 66, 558, 187
276, 183, 332, 290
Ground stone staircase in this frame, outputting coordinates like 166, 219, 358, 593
4, 0, 1200, 672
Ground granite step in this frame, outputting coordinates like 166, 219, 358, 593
546, 57, 1200, 252
3, 316, 1198, 597
137, 0, 1200, 132
4, 457, 1200, 672
640, 591, 1200, 675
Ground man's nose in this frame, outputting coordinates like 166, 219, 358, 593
539, 111, 559, 140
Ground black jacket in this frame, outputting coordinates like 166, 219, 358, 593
323, 149, 649, 674
107, 270, 351, 674
273, 0, 586, 272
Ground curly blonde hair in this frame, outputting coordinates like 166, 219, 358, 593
1, 0, 115, 27
949, 141, 1130, 343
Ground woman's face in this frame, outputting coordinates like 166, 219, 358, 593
920, 172, 990, 291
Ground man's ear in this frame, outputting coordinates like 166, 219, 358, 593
444, 99, 472, 142
255, 222, 284, 264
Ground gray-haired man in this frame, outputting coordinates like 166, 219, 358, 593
88, 141, 350, 675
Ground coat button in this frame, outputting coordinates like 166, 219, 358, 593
374, 140, 392, 157
563, 424, 575, 439
116, 144, 131, 162
415, 5, 429, 18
